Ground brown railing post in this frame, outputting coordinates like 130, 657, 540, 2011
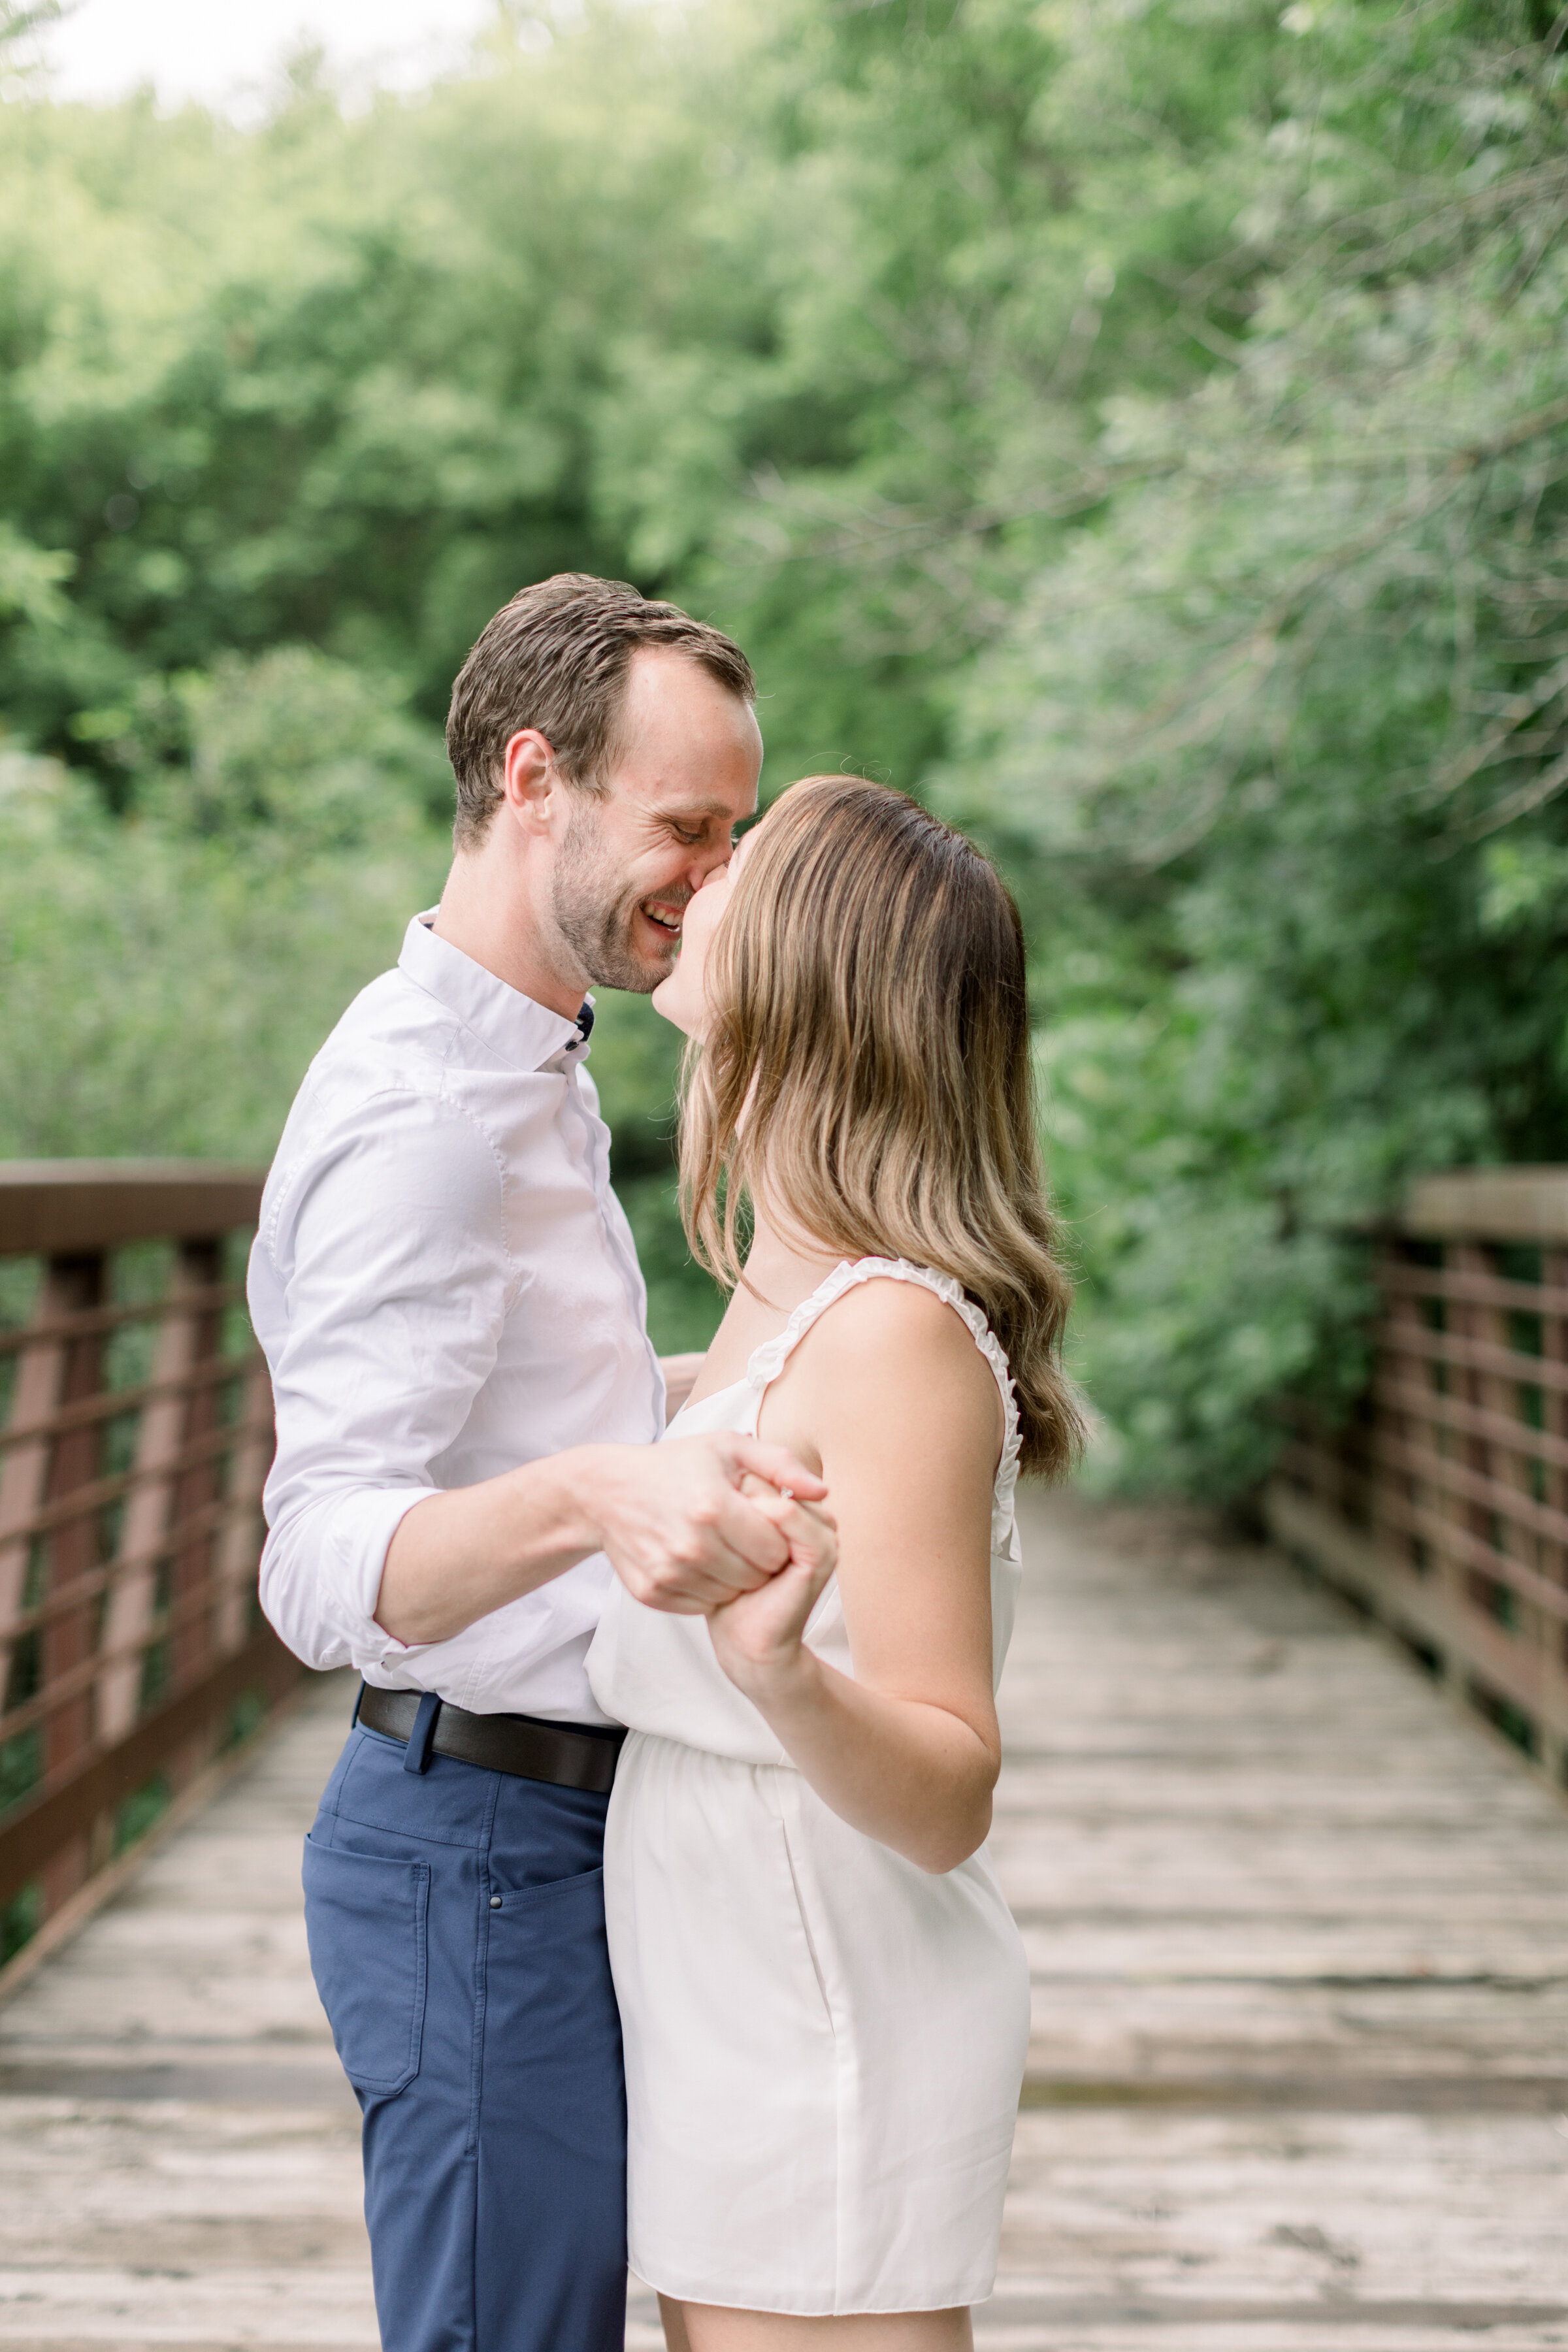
1374, 1234, 1427, 1597
36, 1254, 108, 1910
1, 1267, 94, 1884
164, 1239, 225, 1794
0, 1285, 70, 1724
1452, 1238, 1497, 1664
213, 1352, 275, 1660
97, 1245, 224, 1748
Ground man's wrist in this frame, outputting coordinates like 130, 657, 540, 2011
529, 1443, 614, 1561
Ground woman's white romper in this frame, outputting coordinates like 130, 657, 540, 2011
585, 1257, 1031, 2318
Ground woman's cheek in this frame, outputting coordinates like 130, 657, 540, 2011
653, 929, 707, 1037
684, 945, 713, 1041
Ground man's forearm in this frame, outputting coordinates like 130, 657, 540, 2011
374, 1450, 606, 1647
372, 1430, 830, 1651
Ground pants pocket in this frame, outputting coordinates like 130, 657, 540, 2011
483, 1865, 624, 2161
302, 1833, 430, 2097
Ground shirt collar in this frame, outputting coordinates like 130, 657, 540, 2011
399, 912, 593, 1074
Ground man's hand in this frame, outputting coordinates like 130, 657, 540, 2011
591, 1433, 834, 1615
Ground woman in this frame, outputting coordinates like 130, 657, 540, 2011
586, 777, 1081, 2350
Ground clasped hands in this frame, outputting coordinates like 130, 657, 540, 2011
602, 1433, 836, 1687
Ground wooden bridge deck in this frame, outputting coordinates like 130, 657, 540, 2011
1, 1488, 1566, 2351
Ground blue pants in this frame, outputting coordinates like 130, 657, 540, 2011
302, 1717, 627, 2352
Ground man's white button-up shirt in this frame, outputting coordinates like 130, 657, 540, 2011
248, 911, 665, 1725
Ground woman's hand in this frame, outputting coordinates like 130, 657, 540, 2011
706, 1475, 837, 1701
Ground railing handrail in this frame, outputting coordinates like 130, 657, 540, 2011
0, 1161, 270, 1257
1405, 1166, 1568, 1241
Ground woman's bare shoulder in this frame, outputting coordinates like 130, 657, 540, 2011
783, 1271, 1003, 1445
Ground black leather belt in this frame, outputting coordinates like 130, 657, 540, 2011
356, 1685, 625, 1795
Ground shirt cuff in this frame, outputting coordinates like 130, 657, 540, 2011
318, 1484, 438, 1665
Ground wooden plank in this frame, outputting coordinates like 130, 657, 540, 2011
1370, 1315, 1568, 1394
5, 1495, 1568, 2350
1367, 1375, 1568, 1478
1406, 1166, 1568, 1241
1366, 1425, 1568, 1558
0, 1288, 247, 1365
1382, 1258, 1568, 1316
0, 1669, 368, 2350
992, 1488, 1568, 2344
0, 1409, 274, 1554
0, 1165, 266, 1258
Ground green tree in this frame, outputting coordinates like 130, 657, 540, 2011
3, 0, 1567, 1443
936, 0, 1568, 1485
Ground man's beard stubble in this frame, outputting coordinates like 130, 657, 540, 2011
549, 792, 688, 996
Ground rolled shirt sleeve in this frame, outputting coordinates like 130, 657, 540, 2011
253, 1088, 521, 1675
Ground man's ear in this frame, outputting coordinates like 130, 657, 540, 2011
500, 730, 559, 836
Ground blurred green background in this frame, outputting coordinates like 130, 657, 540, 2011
2, 0, 1565, 1491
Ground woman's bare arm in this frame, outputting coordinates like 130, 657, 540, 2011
706, 1281, 1004, 1874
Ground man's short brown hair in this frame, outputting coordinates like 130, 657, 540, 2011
445, 574, 757, 848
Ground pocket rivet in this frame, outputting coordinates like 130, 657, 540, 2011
489, 1894, 502, 1910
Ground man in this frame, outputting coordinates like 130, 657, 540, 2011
248, 575, 830, 2352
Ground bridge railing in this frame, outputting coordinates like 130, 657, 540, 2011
1266, 1167, 1568, 1788
0, 1163, 299, 1959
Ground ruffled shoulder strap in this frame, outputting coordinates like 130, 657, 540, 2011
746, 1257, 1022, 1530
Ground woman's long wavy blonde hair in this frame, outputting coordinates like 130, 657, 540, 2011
679, 776, 1083, 1480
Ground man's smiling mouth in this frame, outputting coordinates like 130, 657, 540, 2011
642, 902, 683, 937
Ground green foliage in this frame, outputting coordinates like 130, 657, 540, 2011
112, 1771, 170, 1855
1, 0, 1565, 1447
0, 1878, 42, 1963
930, 0, 1568, 1486
0, 740, 443, 1159
146, 647, 451, 850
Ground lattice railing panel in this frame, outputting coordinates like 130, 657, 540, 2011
0, 1164, 298, 1953
1267, 1173, 1568, 1787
